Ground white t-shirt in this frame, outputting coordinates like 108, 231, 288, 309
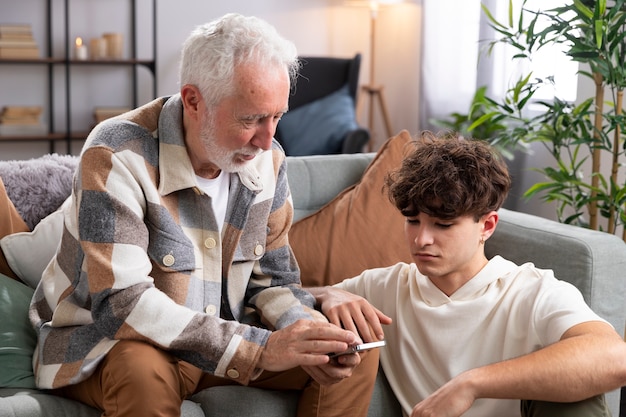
195, 171, 230, 233
335, 256, 606, 417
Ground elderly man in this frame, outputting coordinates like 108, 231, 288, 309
29, 13, 378, 417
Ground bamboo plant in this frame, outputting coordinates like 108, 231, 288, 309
446, 0, 626, 240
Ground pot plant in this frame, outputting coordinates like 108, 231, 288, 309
440, 0, 626, 241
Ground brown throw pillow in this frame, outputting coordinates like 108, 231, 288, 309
0, 177, 30, 281
290, 130, 414, 287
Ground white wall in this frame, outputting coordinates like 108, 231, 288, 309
0, 0, 422, 160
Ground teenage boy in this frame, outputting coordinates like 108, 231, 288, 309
310, 132, 626, 417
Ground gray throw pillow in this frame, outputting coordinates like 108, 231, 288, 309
277, 84, 358, 156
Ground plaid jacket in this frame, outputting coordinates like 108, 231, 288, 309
30, 95, 324, 389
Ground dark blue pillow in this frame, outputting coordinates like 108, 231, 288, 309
277, 85, 358, 156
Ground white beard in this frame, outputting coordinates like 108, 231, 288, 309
199, 113, 262, 173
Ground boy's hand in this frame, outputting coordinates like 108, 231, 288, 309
314, 287, 392, 343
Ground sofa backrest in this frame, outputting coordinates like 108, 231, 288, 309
286, 152, 626, 336
488, 208, 626, 338
286, 153, 374, 222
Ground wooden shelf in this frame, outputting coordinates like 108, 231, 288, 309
0, 58, 154, 68
0, 58, 61, 64
0, 0, 157, 154
0, 131, 89, 142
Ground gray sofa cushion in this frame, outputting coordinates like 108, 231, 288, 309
191, 386, 298, 416
188, 367, 401, 417
0, 389, 204, 417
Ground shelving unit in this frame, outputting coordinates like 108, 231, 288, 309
0, 0, 157, 154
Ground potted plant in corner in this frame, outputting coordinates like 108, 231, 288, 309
439, 0, 626, 241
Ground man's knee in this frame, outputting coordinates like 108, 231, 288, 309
53, 341, 186, 416
102, 341, 180, 392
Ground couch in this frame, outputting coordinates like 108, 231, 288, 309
1, 131, 625, 417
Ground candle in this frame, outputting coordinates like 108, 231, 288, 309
74, 37, 88, 60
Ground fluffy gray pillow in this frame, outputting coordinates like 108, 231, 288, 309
0, 154, 78, 229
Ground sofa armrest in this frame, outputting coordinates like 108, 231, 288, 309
487, 208, 626, 337
341, 128, 370, 154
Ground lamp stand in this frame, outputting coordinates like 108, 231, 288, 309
358, 3, 394, 151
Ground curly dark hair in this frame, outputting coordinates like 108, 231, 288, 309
385, 131, 511, 221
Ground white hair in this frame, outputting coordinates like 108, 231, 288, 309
179, 13, 299, 106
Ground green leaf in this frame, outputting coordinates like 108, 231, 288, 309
573, 0, 594, 19
523, 182, 556, 198
598, 0, 606, 17
594, 20, 603, 49
467, 112, 500, 132
481, 3, 507, 30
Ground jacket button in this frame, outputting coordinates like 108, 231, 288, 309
204, 237, 216, 249
205, 304, 216, 316
254, 244, 264, 256
226, 369, 239, 379
163, 254, 175, 267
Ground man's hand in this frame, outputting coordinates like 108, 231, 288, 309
258, 319, 358, 372
309, 287, 392, 343
302, 351, 361, 385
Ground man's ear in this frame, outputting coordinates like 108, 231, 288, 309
180, 84, 202, 119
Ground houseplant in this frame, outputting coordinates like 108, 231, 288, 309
442, 0, 626, 241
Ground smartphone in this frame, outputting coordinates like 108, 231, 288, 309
328, 340, 386, 358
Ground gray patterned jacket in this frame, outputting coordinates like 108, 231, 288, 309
30, 94, 324, 389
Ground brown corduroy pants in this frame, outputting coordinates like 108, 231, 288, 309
53, 339, 380, 417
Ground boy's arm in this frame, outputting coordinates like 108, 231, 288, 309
411, 321, 626, 417
307, 286, 392, 343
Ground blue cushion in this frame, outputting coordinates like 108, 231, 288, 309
0, 273, 36, 388
277, 85, 358, 156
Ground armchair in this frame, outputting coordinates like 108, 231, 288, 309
275, 53, 370, 156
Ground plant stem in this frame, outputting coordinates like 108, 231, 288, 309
609, 89, 623, 234
590, 72, 604, 231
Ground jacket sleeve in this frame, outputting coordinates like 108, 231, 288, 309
244, 147, 327, 330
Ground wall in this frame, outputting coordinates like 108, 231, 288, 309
0, 0, 422, 160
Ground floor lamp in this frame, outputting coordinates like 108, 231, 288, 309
358, 0, 400, 151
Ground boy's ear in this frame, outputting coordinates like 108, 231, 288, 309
482, 211, 499, 240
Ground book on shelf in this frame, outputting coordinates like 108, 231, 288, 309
0, 38, 38, 48
0, 47, 39, 59
0, 23, 39, 58
0, 24, 32, 35
1, 105, 42, 123
3, 105, 42, 115
0, 105, 46, 136
2, 105, 43, 117
0, 32, 33, 40
94, 107, 131, 123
